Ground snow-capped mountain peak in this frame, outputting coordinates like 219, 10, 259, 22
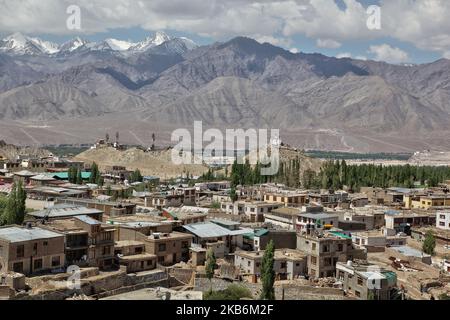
0, 32, 58, 55
0, 32, 197, 56
104, 38, 135, 51
28, 37, 59, 54
128, 31, 172, 52
59, 37, 89, 53
153, 31, 171, 46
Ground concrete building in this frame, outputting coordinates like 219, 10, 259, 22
384, 212, 436, 234
234, 249, 307, 280
183, 222, 252, 255
56, 198, 136, 218
297, 232, 366, 278
406, 194, 450, 210
161, 206, 208, 225
263, 192, 308, 207
342, 210, 385, 230
253, 229, 297, 251
436, 211, 450, 230
27, 204, 103, 221
308, 190, 348, 208
41, 215, 116, 269
114, 240, 157, 273
0, 226, 65, 275
137, 232, 193, 266
74, 215, 115, 269
297, 213, 339, 233
220, 201, 282, 222
263, 207, 301, 230
361, 187, 409, 206
336, 261, 398, 300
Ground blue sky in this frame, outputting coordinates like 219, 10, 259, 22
1, 0, 449, 64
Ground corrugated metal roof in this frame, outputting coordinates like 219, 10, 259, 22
0, 226, 63, 243
75, 215, 101, 225
183, 222, 253, 238
52, 172, 91, 179
29, 204, 103, 218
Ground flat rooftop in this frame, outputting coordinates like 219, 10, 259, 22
115, 240, 145, 248
100, 286, 203, 300
28, 204, 103, 219
390, 246, 431, 258
147, 231, 193, 241
0, 226, 63, 243
236, 249, 306, 261
183, 222, 253, 238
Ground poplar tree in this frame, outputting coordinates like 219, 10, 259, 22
260, 240, 275, 300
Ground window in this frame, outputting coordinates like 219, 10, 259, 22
16, 245, 24, 258
311, 256, 317, 265
103, 246, 111, 255
158, 243, 166, 252
158, 256, 164, 263
312, 243, 316, 251
13, 262, 23, 273
147, 260, 152, 266
33, 259, 43, 270
280, 262, 287, 269
337, 244, 343, 252
43, 241, 48, 246
355, 290, 361, 297
357, 277, 363, 285
248, 261, 251, 267
51, 256, 60, 267
322, 244, 330, 253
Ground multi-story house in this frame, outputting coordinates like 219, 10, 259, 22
0, 226, 65, 275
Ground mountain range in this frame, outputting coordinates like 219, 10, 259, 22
1, 31, 450, 153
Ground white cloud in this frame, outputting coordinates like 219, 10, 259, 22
316, 38, 341, 49
355, 55, 367, 61
1, 0, 450, 60
290, 47, 299, 54
255, 35, 292, 48
336, 52, 352, 59
368, 44, 410, 64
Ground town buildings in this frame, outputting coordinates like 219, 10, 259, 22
336, 261, 398, 300
234, 249, 307, 280
296, 232, 366, 278
0, 226, 65, 275
436, 211, 450, 230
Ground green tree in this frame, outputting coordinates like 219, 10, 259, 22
230, 187, 238, 202
204, 284, 252, 300
423, 231, 436, 255
260, 240, 275, 300
2, 182, 26, 225
89, 162, 99, 183
205, 248, 216, 291
96, 175, 104, 186
76, 168, 83, 185
15, 180, 26, 225
130, 169, 143, 183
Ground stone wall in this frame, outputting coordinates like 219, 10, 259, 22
194, 278, 346, 300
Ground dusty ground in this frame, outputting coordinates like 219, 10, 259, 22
74, 147, 209, 179
367, 250, 441, 300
